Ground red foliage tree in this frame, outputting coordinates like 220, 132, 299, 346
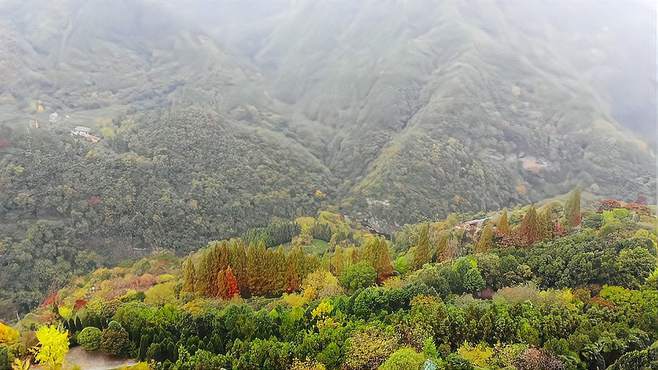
625, 202, 651, 216
225, 266, 240, 299
74, 299, 88, 310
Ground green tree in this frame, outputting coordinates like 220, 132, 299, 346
380, 347, 424, 370
144, 282, 176, 305
339, 262, 377, 291
564, 188, 581, 229
462, 268, 485, 294
613, 247, 656, 289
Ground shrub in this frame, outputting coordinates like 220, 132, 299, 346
100, 321, 131, 357
457, 342, 494, 368
77, 327, 102, 352
344, 326, 399, 369
380, 347, 424, 370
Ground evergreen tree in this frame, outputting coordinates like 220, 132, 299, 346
413, 224, 432, 270
226, 266, 240, 298
518, 206, 541, 246
564, 187, 582, 229
497, 209, 510, 236
475, 223, 494, 253
138, 334, 150, 361
181, 257, 196, 293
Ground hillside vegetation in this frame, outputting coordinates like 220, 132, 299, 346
1, 194, 657, 369
0, 0, 655, 318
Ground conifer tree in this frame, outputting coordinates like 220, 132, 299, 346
271, 247, 287, 295
518, 206, 541, 246
413, 224, 432, 270
194, 251, 213, 295
216, 269, 228, 299
435, 233, 449, 262
181, 257, 196, 293
475, 223, 494, 253
331, 246, 346, 276
538, 207, 553, 240
228, 240, 248, 295
285, 246, 304, 293
376, 243, 394, 283
564, 187, 581, 229
225, 266, 240, 298
497, 209, 510, 237
246, 242, 268, 296
363, 237, 394, 283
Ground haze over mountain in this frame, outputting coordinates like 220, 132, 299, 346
0, 0, 655, 236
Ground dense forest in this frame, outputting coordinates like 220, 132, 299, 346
1, 192, 656, 369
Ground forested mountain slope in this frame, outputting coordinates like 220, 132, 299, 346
0, 0, 655, 324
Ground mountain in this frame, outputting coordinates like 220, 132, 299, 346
0, 0, 655, 315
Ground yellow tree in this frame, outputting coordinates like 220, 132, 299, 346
518, 206, 541, 246
331, 246, 346, 276
181, 257, 196, 293
35, 325, 69, 370
0, 322, 19, 345
475, 223, 494, 253
413, 224, 432, 270
497, 209, 510, 237
363, 237, 394, 283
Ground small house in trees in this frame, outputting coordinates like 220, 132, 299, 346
455, 217, 490, 241
49, 112, 60, 124
70, 126, 101, 143
456, 217, 489, 233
